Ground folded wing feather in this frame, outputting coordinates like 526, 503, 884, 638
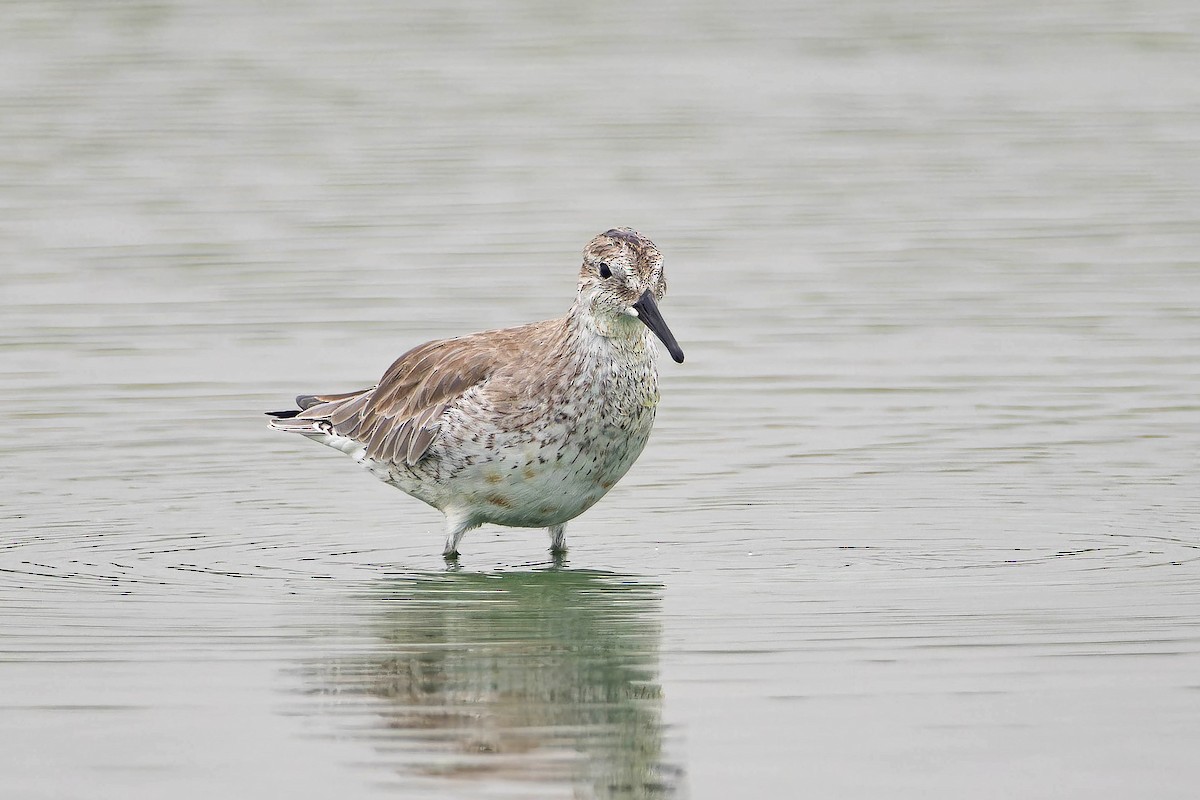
293, 335, 497, 467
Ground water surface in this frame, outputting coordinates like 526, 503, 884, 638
3, 1, 1200, 798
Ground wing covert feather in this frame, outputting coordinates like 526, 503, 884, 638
288, 319, 564, 467
295, 333, 504, 467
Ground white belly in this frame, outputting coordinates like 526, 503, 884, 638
381, 402, 656, 529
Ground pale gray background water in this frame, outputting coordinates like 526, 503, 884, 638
2, 1, 1199, 798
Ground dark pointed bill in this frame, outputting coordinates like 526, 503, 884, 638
632, 290, 685, 363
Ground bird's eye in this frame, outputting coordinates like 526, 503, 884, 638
598, 262, 612, 279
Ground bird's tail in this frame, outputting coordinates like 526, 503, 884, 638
265, 390, 366, 435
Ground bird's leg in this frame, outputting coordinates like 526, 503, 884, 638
548, 524, 568, 555
443, 511, 476, 560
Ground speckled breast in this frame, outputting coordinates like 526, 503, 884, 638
387, 346, 661, 528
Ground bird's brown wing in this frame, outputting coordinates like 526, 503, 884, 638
292, 333, 502, 467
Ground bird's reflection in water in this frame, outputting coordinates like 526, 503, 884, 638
304, 568, 685, 799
